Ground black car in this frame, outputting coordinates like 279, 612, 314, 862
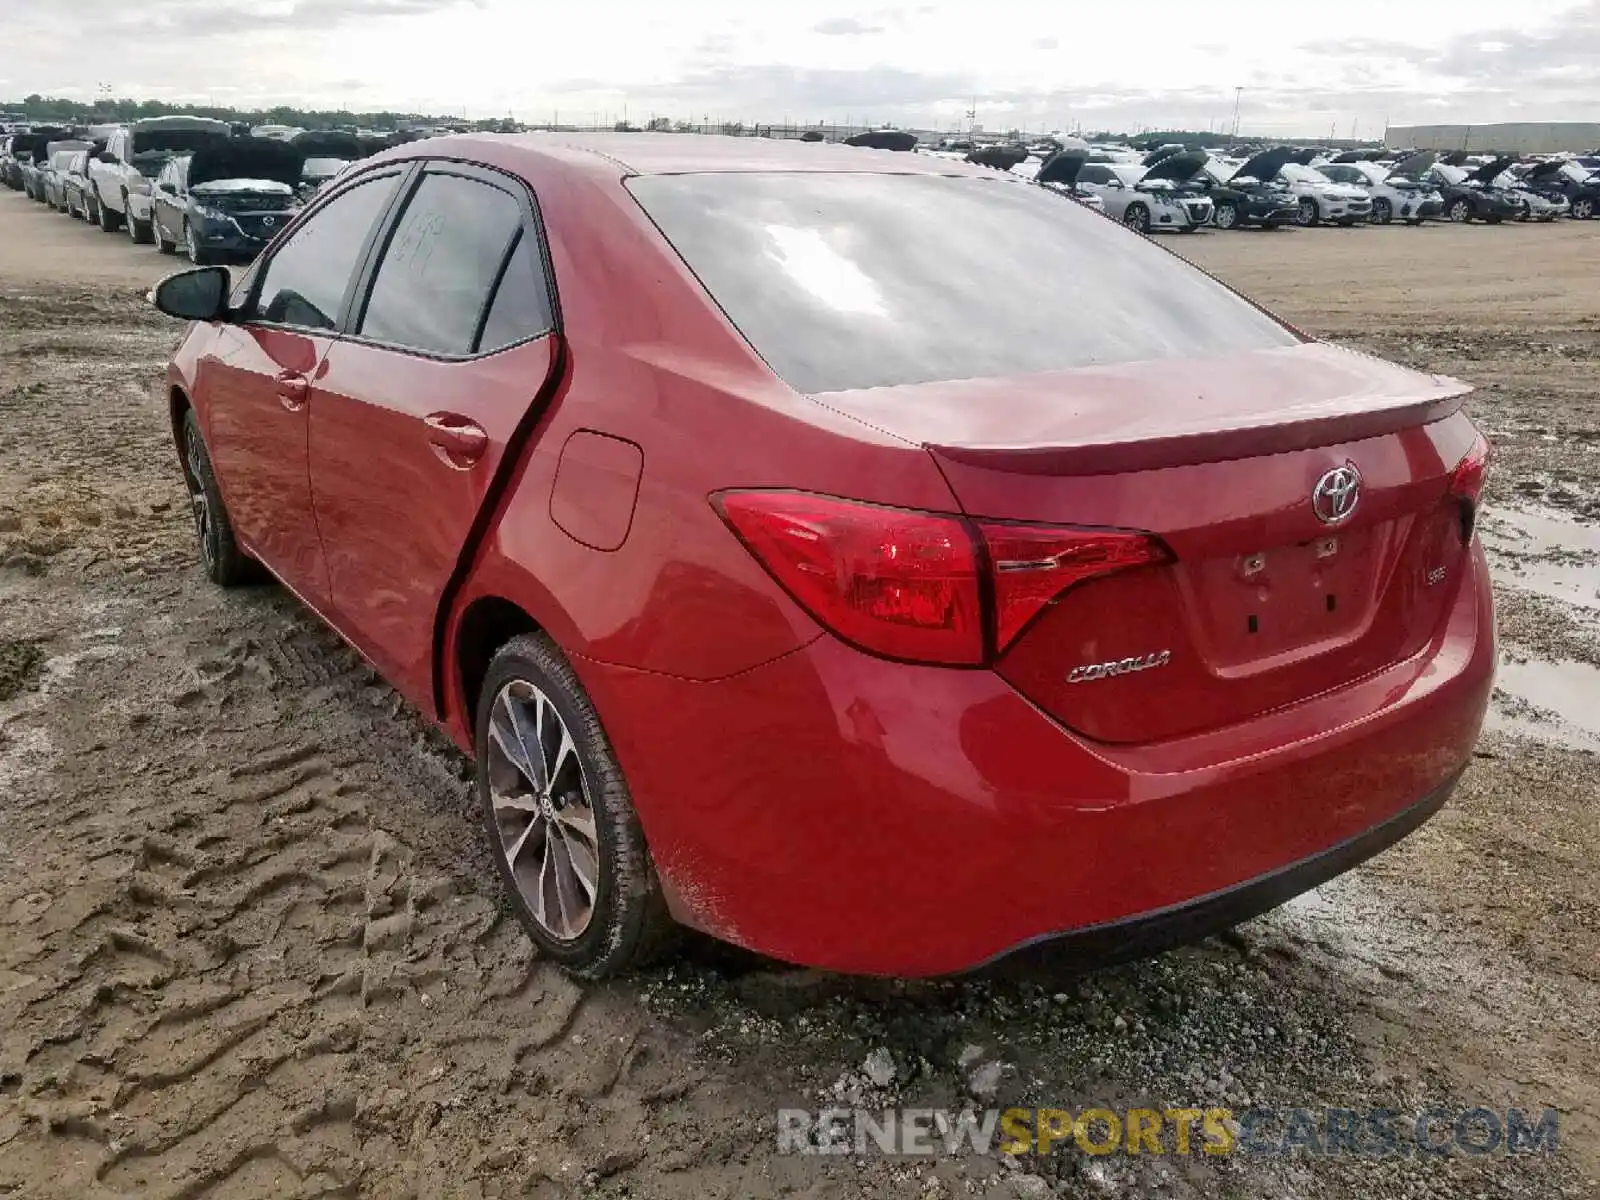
0, 135, 23, 190
1195, 147, 1300, 230
151, 138, 304, 264
1521, 158, 1600, 220
1428, 156, 1523, 223
290, 129, 371, 198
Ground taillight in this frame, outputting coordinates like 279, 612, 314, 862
1448, 431, 1492, 541
979, 522, 1172, 653
717, 491, 985, 665
715, 491, 1168, 666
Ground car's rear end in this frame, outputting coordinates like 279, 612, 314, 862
611, 165, 1494, 975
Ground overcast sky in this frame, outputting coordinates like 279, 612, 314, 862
3, 0, 1598, 135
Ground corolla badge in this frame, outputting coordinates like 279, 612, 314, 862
1067, 650, 1172, 684
1312, 464, 1362, 525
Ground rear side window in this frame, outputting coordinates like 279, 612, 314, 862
476, 231, 554, 352
254, 174, 401, 330
630, 172, 1298, 394
358, 173, 525, 356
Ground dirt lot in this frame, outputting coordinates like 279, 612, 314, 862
0, 192, 1596, 1200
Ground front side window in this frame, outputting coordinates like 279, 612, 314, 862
357, 173, 525, 355
630, 172, 1297, 394
253, 173, 401, 330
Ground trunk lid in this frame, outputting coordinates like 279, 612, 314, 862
813, 343, 1478, 743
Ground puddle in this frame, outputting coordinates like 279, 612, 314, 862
1490, 658, 1600, 751
1480, 504, 1600, 611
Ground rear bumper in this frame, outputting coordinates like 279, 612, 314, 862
580, 543, 1494, 976
986, 771, 1456, 973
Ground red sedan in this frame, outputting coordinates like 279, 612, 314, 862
150, 134, 1495, 978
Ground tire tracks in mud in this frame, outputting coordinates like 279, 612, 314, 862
0, 286, 714, 1198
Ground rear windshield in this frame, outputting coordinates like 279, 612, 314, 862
629, 173, 1297, 394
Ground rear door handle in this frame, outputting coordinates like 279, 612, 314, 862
424, 413, 489, 468
276, 371, 309, 411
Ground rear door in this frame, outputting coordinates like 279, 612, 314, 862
198, 169, 407, 609
307, 163, 560, 712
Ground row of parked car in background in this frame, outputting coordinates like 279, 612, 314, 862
0, 116, 394, 262
940, 136, 1600, 233
7, 116, 1600, 259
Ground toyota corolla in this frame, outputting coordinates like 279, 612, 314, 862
149, 134, 1495, 978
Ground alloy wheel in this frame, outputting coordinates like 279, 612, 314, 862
1449, 199, 1471, 222
486, 680, 600, 942
1372, 198, 1392, 225
184, 428, 215, 573
1214, 203, 1237, 230
1575, 198, 1594, 220
1297, 198, 1317, 226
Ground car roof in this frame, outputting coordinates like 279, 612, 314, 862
374, 131, 995, 180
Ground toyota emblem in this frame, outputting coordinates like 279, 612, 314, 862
262, 215, 276, 227
1312, 464, 1362, 525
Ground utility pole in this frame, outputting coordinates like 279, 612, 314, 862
1232, 86, 1242, 138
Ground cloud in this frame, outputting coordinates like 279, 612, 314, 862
813, 16, 885, 35
4, 0, 1597, 134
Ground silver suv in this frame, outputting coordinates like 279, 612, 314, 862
88, 116, 231, 242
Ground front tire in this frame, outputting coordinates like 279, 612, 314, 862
1213, 201, 1239, 230
476, 634, 674, 979
1297, 197, 1319, 227
1371, 197, 1393, 225
1122, 202, 1150, 234
184, 220, 213, 266
126, 195, 154, 244
1448, 198, 1473, 223
179, 408, 253, 587
1573, 197, 1595, 220
96, 191, 122, 232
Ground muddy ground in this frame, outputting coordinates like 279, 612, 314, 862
0, 194, 1595, 1200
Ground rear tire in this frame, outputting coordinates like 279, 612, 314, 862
476, 634, 675, 979
179, 409, 254, 588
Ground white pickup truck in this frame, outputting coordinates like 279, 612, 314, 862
89, 116, 232, 242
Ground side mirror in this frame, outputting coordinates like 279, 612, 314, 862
149, 267, 230, 322
158, 181, 176, 194
97, 151, 117, 164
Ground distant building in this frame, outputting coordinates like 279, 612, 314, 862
1386, 122, 1600, 154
